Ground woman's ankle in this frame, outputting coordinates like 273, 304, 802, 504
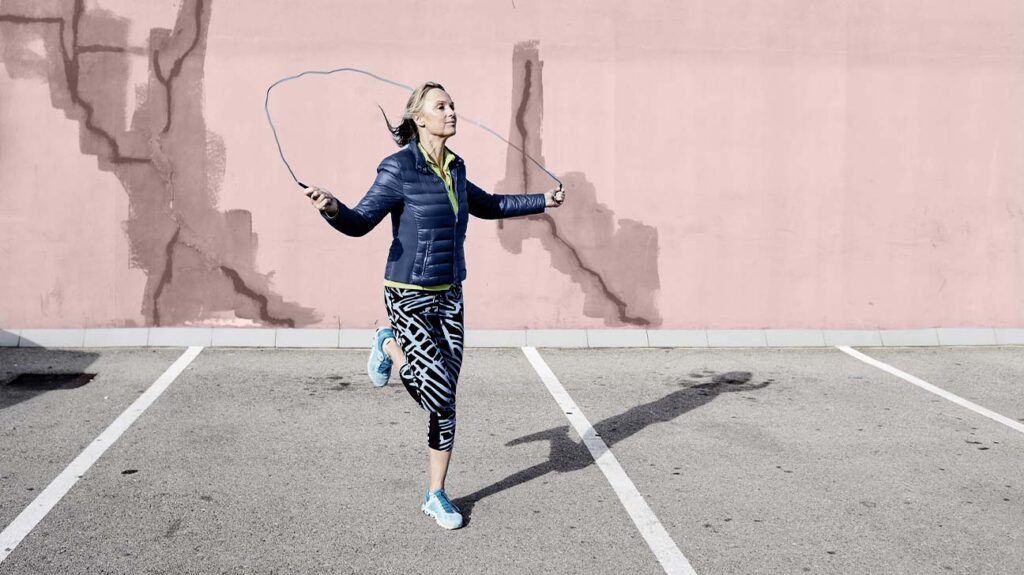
384, 338, 406, 365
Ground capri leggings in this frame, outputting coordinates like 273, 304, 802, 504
383, 282, 465, 452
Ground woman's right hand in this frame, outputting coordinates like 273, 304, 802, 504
305, 185, 339, 217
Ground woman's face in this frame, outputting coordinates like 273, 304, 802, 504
416, 88, 457, 139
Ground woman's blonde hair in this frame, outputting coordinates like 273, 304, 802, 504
379, 81, 446, 147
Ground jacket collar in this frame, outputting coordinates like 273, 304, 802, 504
408, 136, 464, 174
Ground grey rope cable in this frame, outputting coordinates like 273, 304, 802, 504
264, 66, 563, 192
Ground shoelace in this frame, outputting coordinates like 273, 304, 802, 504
433, 490, 458, 514
377, 335, 394, 373
377, 354, 392, 374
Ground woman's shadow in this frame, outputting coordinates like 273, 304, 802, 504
454, 370, 772, 524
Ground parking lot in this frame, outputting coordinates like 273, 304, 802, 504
1, 346, 1022, 574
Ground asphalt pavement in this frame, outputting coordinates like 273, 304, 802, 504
1, 346, 1022, 574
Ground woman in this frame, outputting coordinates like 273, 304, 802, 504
304, 81, 566, 530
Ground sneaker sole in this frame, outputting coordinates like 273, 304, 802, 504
366, 352, 388, 387
421, 507, 462, 530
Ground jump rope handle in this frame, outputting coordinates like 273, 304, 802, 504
298, 182, 309, 189
553, 182, 565, 205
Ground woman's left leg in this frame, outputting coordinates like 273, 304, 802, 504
383, 283, 465, 484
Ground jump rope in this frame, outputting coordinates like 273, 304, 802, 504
264, 67, 564, 204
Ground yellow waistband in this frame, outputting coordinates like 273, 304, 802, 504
383, 279, 452, 291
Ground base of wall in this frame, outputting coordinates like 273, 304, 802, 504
1, 328, 1022, 348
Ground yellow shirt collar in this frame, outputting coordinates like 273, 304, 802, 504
418, 140, 455, 171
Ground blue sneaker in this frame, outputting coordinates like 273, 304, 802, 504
367, 327, 395, 387
422, 488, 463, 530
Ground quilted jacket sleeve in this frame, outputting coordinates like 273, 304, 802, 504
466, 178, 547, 220
321, 157, 404, 237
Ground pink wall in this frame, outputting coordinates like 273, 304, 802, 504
1, 0, 1022, 330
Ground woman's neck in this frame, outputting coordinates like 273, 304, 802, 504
417, 132, 447, 165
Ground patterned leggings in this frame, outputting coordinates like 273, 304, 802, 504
383, 282, 465, 452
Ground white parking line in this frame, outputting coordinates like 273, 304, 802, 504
521, 347, 697, 575
0, 346, 204, 563
838, 346, 1024, 435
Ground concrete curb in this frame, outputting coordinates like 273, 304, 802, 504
1, 328, 1022, 348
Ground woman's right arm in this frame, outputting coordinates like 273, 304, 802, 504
310, 157, 404, 237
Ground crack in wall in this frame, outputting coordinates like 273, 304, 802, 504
1, 0, 320, 327
151, 225, 180, 327
516, 59, 533, 205
493, 40, 662, 327
1, 7, 147, 164
533, 214, 651, 325
217, 266, 296, 328
499, 58, 534, 235
77, 44, 124, 53
151, 0, 203, 135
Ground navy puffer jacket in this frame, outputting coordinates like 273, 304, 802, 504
321, 136, 547, 286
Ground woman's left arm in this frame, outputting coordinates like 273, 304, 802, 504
466, 179, 563, 219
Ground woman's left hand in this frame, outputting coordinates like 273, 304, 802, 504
544, 186, 566, 208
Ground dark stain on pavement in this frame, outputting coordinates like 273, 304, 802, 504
302, 375, 351, 394
165, 517, 183, 538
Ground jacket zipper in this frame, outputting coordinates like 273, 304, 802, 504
429, 166, 459, 284
451, 166, 458, 282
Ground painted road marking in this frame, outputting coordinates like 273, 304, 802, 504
0, 346, 205, 563
521, 347, 697, 575
838, 346, 1024, 435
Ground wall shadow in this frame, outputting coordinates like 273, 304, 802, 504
0, 334, 101, 410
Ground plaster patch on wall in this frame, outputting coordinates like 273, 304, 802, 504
494, 40, 662, 327
0, 0, 318, 327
